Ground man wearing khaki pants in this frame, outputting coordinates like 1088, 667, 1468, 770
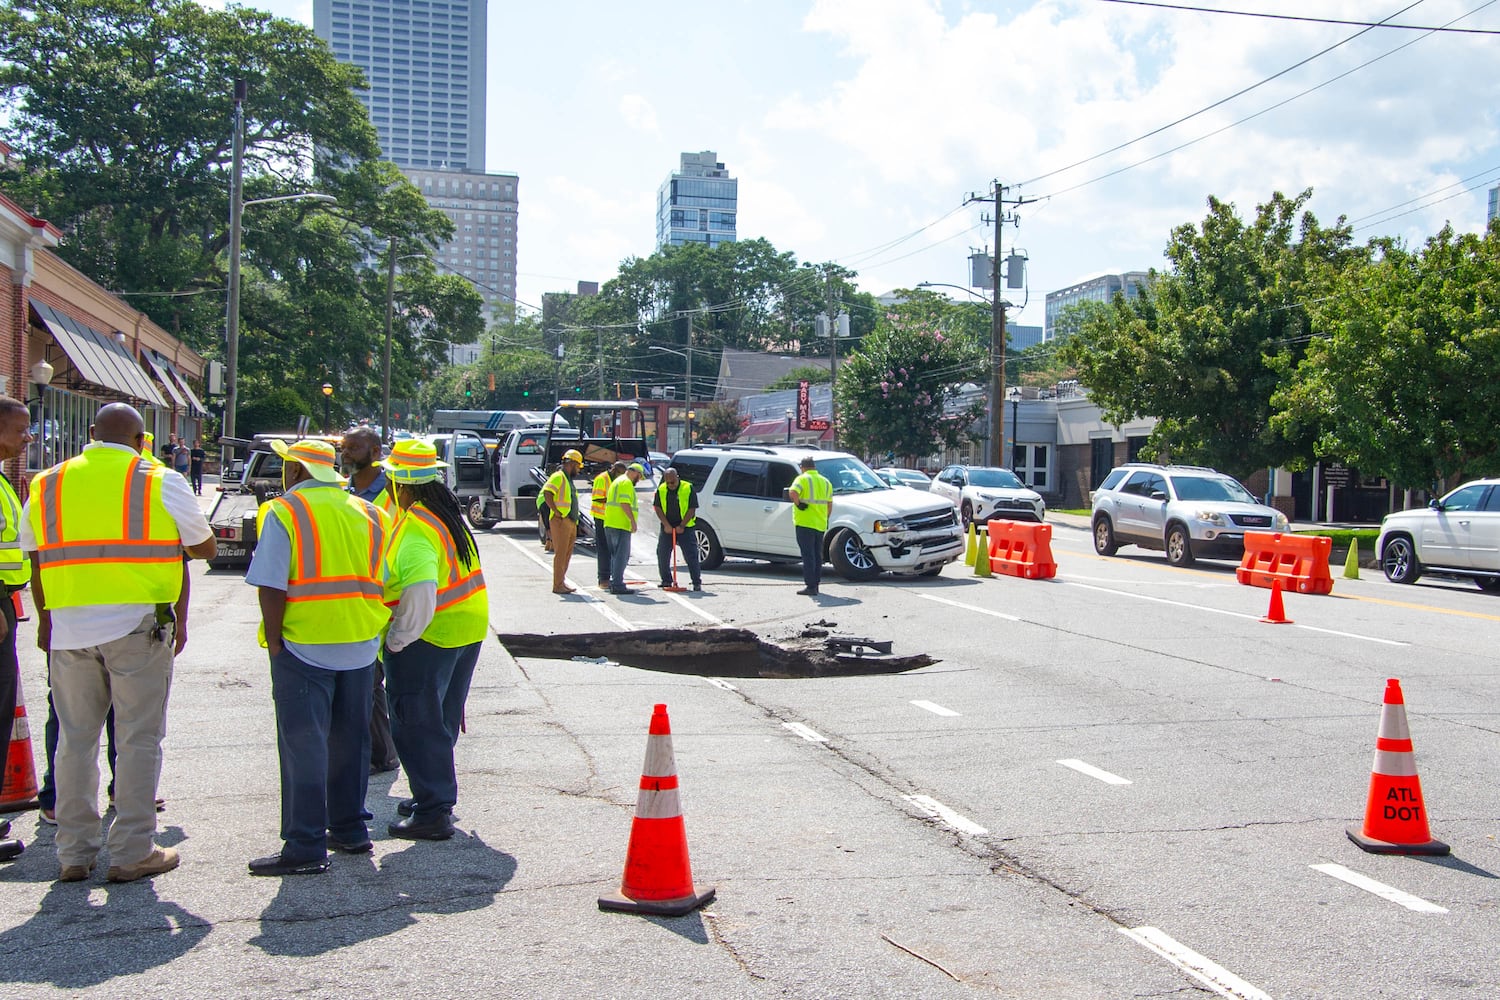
22, 404, 217, 883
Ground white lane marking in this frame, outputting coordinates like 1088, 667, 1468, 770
1063, 581, 1407, 647
658, 586, 724, 625
705, 677, 737, 691
915, 593, 1020, 621
1119, 926, 1272, 1000
903, 795, 989, 836
1311, 863, 1448, 913
911, 699, 960, 717
782, 721, 827, 743
500, 536, 635, 631
1057, 758, 1132, 785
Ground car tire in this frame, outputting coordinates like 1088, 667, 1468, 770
960, 501, 974, 531
693, 523, 724, 570
1165, 523, 1195, 567
1093, 515, 1118, 556
466, 497, 498, 531
1381, 535, 1421, 584
829, 528, 881, 581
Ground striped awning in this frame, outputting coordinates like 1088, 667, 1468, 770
30, 301, 166, 407
147, 350, 207, 416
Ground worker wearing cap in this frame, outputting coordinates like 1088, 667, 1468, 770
245, 439, 391, 876
591, 460, 625, 589
653, 467, 702, 591
379, 440, 487, 840
22, 403, 217, 884
603, 462, 645, 595
788, 454, 833, 596
541, 449, 584, 595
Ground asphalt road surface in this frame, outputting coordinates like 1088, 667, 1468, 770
2, 514, 1498, 999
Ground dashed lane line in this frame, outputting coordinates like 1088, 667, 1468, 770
1311, 863, 1448, 913
1056, 758, 1131, 785
902, 795, 988, 836
911, 699, 960, 717
1119, 926, 1272, 1000
915, 593, 1020, 621
704, 678, 737, 692
782, 721, 827, 743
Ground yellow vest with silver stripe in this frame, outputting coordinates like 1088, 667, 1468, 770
384, 503, 487, 647
590, 471, 610, 518
266, 486, 391, 644
0, 472, 30, 587
27, 448, 182, 608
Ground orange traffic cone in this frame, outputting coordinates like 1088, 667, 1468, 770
1347, 678, 1448, 856
598, 703, 716, 916
10, 590, 26, 622
0, 676, 40, 813
1260, 579, 1291, 624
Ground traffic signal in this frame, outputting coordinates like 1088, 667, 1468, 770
464, 384, 473, 398
522, 380, 530, 397
573, 382, 583, 395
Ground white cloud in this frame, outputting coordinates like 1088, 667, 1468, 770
619, 94, 660, 135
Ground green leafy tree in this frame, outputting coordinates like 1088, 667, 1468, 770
1060, 190, 1362, 476
766, 366, 832, 390
837, 290, 987, 462
694, 401, 744, 444
1272, 225, 1500, 489
237, 387, 311, 438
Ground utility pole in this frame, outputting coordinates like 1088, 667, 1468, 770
826, 271, 840, 447
382, 244, 396, 443
223, 79, 246, 441
685, 316, 694, 445
965, 179, 1032, 467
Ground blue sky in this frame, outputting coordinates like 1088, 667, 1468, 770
233, 0, 1500, 327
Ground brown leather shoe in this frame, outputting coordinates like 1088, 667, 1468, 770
106, 846, 180, 883
58, 861, 94, 883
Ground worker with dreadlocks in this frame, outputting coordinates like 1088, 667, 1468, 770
378, 440, 488, 841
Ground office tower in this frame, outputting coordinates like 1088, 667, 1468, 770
656, 151, 738, 249
405, 166, 519, 320
1044, 271, 1150, 340
314, 0, 486, 171
1489, 185, 1499, 225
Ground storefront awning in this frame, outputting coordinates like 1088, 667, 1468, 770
30, 301, 166, 407
143, 350, 207, 415
141, 350, 189, 409
164, 360, 207, 416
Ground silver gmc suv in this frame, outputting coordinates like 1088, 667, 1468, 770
1091, 463, 1288, 566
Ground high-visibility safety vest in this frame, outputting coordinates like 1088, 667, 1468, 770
655, 481, 696, 528
27, 448, 184, 608
265, 485, 391, 645
603, 474, 637, 532
590, 471, 610, 518
384, 503, 488, 647
790, 470, 833, 532
544, 468, 577, 518
0, 472, 30, 588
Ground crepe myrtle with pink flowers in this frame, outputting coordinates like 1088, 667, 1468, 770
836, 291, 987, 464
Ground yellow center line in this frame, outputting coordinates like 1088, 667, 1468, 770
1337, 593, 1500, 622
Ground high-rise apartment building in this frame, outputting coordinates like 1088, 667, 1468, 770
313, 0, 486, 171
315, 0, 517, 320
1489, 185, 1499, 225
1044, 271, 1150, 340
656, 151, 737, 249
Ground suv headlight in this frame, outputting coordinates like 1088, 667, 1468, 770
976, 492, 1000, 501
1273, 512, 1290, 532
1195, 510, 1228, 526
873, 517, 908, 533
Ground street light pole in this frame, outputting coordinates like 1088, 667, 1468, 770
322, 383, 333, 433
649, 343, 692, 450
786, 408, 793, 444
224, 80, 246, 441
1009, 387, 1022, 472
383, 249, 426, 444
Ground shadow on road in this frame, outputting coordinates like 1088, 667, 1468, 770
0, 878, 211, 990
250, 831, 516, 956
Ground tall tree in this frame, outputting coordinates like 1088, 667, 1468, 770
1059, 190, 1362, 476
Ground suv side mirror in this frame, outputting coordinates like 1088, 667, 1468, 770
1150, 489, 1167, 502
1429, 498, 1444, 511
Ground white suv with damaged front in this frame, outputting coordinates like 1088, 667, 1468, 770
668, 445, 965, 580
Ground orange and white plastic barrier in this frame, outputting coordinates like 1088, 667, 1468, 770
1236, 531, 1333, 595
598, 703, 716, 916
1347, 678, 1448, 856
985, 519, 1057, 580
0, 677, 39, 813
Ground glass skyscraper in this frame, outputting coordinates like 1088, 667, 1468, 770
656, 151, 738, 249
314, 0, 487, 171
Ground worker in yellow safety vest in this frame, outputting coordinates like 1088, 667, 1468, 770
21, 402, 217, 884
341, 424, 400, 774
603, 462, 644, 594
245, 438, 391, 877
378, 438, 488, 840
591, 460, 626, 589
788, 454, 833, 597
653, 467, 702, 591
541, 449, 584, 594
0, 396, 33, 863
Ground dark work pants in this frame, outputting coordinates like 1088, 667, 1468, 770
656, 525, 702, 586
384, 638, 480, 820
269, 648, 373, 861
369, 660, 398, 770
796, 526, 824, 592
594, 520, 612, 585
0, 593, 16, 800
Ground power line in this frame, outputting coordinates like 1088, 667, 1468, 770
1095, 0, 1500, 35
1346, 163, 1500, 225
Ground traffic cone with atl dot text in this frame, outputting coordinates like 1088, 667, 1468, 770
599, 704, 716, 916
1347, 678, 1448, 856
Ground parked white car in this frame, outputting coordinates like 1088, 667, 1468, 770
873, 467, 932, 491
929, 465, 1046, 530
1376, 478, 1500, 590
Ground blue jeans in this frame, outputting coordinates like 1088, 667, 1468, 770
796, 526, 824, 591
269, 648, 373, 860
384, 639, 480, 820
605, 527, 633, 589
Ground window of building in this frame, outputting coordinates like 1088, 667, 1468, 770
1013, 445, 1052, 491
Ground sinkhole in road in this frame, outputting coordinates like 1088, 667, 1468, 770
494, 627, 937, 679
